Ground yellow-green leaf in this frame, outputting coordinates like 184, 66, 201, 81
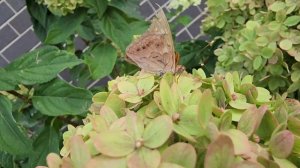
162, 143, 196, 168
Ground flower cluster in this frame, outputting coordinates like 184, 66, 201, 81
36, 0, 83, 16
38, 70, 300, 168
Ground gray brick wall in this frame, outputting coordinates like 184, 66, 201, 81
0, 0, 41, 67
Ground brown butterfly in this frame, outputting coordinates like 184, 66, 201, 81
125, 9, 184, 75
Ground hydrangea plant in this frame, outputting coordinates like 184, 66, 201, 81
203, 0, 300, 96
35, 0, 83, 16
37, 69, 300, 168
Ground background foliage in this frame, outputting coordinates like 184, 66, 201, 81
203, 0, 300, 98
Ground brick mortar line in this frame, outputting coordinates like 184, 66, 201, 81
0, 53, 10, 63
30, 41, 42, 51
146, 1, 170, 21
87, 79, 101, 89
0, 26, 33, 54
0, 5, 26, 30
4, 1, 17, 13
8, 23, 20, 35
185, 28, 194, 39
176, 12, 205, 37
139, 0, 149, 6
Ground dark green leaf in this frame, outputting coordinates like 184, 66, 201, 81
85, 43, 117, 79
45, 9, 86, 44
109, 0, 142, 19
28, 126, 60, 167
0, 151, 14, 168
98, 7, 147, 52
0, 46, 82, 89
84, 0, 107, 18
0, 96, 32, 155
32, 79, 93, 116
0, 73, 17, 91
256, 111, 278, 141
77, 22, 96, 41
26, 0, 48, 41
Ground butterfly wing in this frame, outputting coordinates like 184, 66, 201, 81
147, 10, 176, 73
125, 9, 177, 74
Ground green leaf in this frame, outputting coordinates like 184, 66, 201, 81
293, 135, 300, 154
0, 151, 14, 168
204, 134, 235, 168
229, 93, 252, 110
104, 93, 126, 117
127, 147, 161, 168
162, 143, 197, 168
257, 156, 280, 168
137, 74, 155, 94
109, 0, 142, 19
98, 7, 147, 52
85, 43, 118, 79
223, 129, 251, 156
178, 105, 204, 136
279, 39, 293, 50
85, 155, 127, 168
26, 0, 48, 41
0, 46, 82, 89
284, 16, 300, 26
269, 130, 294, 158
274, 157, 297, 168
159, 163, 184, 168
32, 79, 92, 116
233, 161, 264, 168
28, 126, 60, 167
253, 56, 262, 70
261, 47, 274, 59
255, 37, 269, 47
0, 73, 17, 91
288, 117, 300, 136
198, 90, 213, 128
84, 0, 107, 18
256, 87, 271, 103
269, 2, 286, 12
219, 112, 232, 131
124, 111, 144, 140
256, 111, 278, 141
92, 130, 135, 157
45, 9, 86, 44
160, 79, 178, 115
238, 105, 268, 137
173, 124, 197, 143
143, 115, 173, 148
0, 96, 32, 155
